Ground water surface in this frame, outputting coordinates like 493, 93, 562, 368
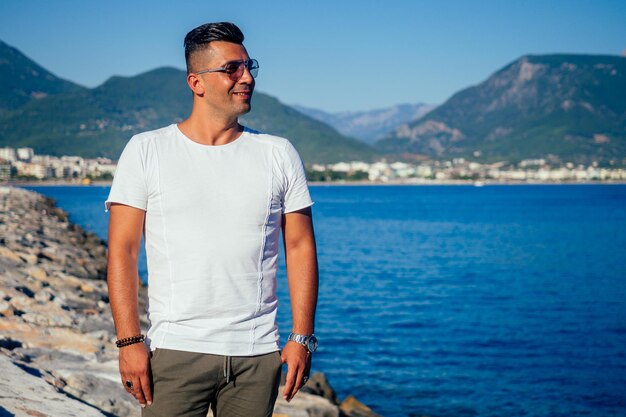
23, 184, 626, 417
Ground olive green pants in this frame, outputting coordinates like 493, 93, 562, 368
142, 348, 282, 417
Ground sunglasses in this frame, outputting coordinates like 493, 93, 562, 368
194, 59, 259, 81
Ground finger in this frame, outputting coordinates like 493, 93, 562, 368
122, 375, 136, 392
287, 366, 305, 402
133, 377, 147, 407
122, 377, 133, 393
304, 353, 312, 375
286, 362, 304, 402
139, 370, 153, 405
283, 364, 295, 401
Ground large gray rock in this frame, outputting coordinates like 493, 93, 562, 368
300, 372, 340, 405
339, 396, 384, 417
273, 387, 340, 417
0, 353, 107, 417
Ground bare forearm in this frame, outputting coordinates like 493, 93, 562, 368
107, 251, 142, 338
285, 243, 319, 335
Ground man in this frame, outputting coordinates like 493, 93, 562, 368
104, 22, 319, 417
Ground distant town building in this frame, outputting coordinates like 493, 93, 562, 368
16, 147, 34, 162
0, 147, 17, 162
0, 160, 11, 181
329, 162, 351, 172
15, 161, 46, 179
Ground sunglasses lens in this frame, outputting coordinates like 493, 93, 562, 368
225, 65, 241, 81
248, 60, 259, 78
224, 60, 259, 80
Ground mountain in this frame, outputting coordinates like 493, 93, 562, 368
292, 103, 435, 144
0, 41, 377, 164
377, 54, 626, 164
0, 40, 85, 115
241, 95, 377, 163
0, 67, 191, 159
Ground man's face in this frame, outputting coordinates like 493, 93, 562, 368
193, 41, 255, 118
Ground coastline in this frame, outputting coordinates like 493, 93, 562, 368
0, 185, 381, 417
4, 179, 626, 187
0, 185, 141, 416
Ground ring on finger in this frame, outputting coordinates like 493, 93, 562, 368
302, 375, 309, 384
125, 380, 133, 389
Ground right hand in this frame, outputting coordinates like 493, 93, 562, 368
119, 342, 153, 407
280, 341, 312, 402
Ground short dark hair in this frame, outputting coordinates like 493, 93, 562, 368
184, 22, 245, 73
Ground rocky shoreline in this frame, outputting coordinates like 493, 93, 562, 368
0, 186, 382, 417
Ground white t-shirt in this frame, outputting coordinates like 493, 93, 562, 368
104, 123, 314, 356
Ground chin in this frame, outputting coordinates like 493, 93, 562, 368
236, 104, 252, 116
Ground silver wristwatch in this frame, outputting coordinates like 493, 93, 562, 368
288, 332, 318, 353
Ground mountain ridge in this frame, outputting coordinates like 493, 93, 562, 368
377, 53, 626, 164
293, 103, 435, 144
0, 41, 378, 164
3, 39, 624, 165
0, 40, 85, 114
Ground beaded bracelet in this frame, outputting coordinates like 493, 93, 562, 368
115, 334, 145, 348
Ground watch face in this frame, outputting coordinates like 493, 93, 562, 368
307, 335, 318, 352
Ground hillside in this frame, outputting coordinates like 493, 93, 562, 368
377, 54, 626, 164
0, 40, 85, 114
0, 41, 378, 164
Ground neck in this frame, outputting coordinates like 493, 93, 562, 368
178, 105, 243, 146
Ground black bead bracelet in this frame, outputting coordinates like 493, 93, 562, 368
115, 334, 145, 348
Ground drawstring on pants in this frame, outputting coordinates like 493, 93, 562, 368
223, 355, 232, 384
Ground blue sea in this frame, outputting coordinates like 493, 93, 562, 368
21, 184, 626, 417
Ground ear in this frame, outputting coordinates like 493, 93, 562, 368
187, 73, 206, 96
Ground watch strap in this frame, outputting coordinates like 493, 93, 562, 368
288, 333, 309, 345
288, 332, 316, 353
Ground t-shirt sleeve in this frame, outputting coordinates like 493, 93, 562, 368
282, 140, 314, 214
104, 136, 148, 212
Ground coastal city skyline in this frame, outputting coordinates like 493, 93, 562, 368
3, 145, 625, 184
1, 0, 624, 112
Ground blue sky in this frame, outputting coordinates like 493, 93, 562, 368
1, 0, 624, 112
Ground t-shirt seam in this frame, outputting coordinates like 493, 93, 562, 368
275, 141, 289, 211
281, 139, 302, 177
129, 133, 152, 197
250, 147, 275, 354
104, 198, 147, 212
279, 140, 313, 213
104, 134, 150, 212
284, 200, 315, 214
138, 136, 149, 196
152, 136, 173, 347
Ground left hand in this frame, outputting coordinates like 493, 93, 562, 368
280, 341, 311, 402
